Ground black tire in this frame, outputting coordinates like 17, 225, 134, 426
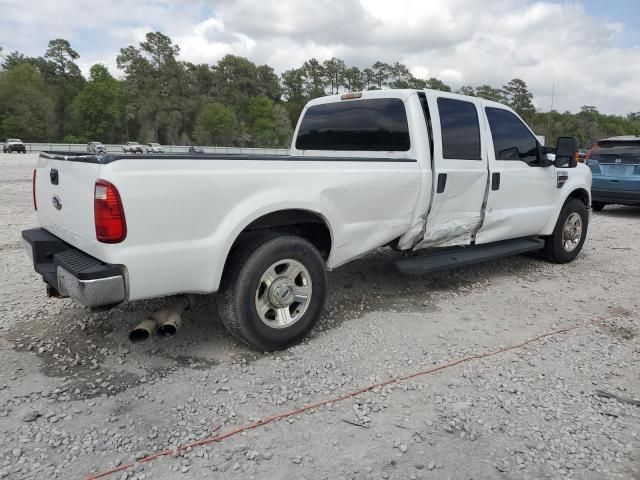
543, 199, 588, 263
591, 201, 605, 212
217, 234, 327, 351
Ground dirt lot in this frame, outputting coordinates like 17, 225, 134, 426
0, 153, 638, 480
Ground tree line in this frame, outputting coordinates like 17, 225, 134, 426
0, 32, 638, 148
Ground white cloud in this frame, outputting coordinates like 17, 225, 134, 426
0, 0, 638, 114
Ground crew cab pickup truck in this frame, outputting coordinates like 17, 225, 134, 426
22, 89, 592, 350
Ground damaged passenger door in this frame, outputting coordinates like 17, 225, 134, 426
475, 106, 557, 244
417, 94, 488, 248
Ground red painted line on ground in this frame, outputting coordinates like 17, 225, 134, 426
85, 309, 631, 480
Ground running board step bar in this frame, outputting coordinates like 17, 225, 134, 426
395, 237, 545, 275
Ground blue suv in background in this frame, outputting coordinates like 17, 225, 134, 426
586, 136, 640, 211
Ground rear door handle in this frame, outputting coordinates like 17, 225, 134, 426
50, 168, 59, 185
491, 172, 500, 191
436, 173, 447, 193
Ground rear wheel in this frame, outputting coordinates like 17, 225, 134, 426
591, 201, 606, 212
544, 199, 588, 263
217, 235, 327, 351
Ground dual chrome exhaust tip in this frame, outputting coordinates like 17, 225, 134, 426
129, 295, 191, 343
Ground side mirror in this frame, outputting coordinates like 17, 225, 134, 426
555, 136, 579, 168
538, 145, 556, 167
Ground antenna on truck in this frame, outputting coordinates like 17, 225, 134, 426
546, 82, 555, 145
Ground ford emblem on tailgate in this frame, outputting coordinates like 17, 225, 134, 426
52, 195, 62, 210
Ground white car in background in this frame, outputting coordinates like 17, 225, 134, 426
146, 143, 164, 153
122, 142, 143, 154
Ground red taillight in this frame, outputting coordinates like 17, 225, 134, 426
94, 179, 126, 243
32, 169, 37, 210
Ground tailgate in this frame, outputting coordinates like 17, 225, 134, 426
35, 153, 102, 252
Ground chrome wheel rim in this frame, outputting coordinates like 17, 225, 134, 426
255, 259, 312, 329
562, 212, 583, 252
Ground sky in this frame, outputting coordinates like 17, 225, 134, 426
0, 0, 639, 115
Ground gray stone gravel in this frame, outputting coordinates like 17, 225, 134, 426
0, 153, 638, 479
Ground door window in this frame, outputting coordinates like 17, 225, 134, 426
486, 108, 539, 165
437, 98, 481, 160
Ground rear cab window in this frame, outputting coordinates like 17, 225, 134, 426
437, 98, 482, 160
295, 98, 410, 152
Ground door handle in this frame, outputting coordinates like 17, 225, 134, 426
50, 168, 59, 185
491, 172, 500, 191
436, 173, 447, 193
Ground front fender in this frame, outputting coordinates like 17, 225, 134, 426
540, 165, 592, 235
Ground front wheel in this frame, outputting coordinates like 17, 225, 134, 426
217, 235, 327, 351
543, 199, 588, 263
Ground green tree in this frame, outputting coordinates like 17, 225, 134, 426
212, 54, 263, 121
70, 64, 122, 142
503, 78, 535, 121
43, 39, 85, 139
362, 68, 375, 90
343, 66, 363, 92
0, 63, 55, 140
256, 64, 281, 101
322, 57, 346, 94
425, 77, 452, 92
281, 67, 308, 124
45, 39, 82, 77
456, 85, 476, 96
193, 102, 238, 145
1, 51, 28, 70
475, 85, 506, 103
246, 96, 291, 146
371, 61, 391, 89
247, 96, 276, 145
302, 58, 325, 97
117, 32, 188, 143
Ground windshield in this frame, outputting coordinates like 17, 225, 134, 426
8, 139, 21, 142
150, 143, 160, 146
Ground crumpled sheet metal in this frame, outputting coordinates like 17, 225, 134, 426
409, 212, 482, 250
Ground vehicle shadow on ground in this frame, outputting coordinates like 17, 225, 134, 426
594, 206, 640, 218
114, 246, 553, 351
10, 246, 558, 399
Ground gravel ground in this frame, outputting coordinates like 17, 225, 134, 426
0, 153, 638, 480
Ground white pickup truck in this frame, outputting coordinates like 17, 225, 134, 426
22, 89, 591, 350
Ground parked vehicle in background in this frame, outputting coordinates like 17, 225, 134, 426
188, 145, 205, 154
578, 149, 588, 162
586, 136, 640, 211
122, 142, 143, 153
22, 89, 591, 351
146, 143, 164, 153
3, 138, 26, 153
87, 142, 107, 154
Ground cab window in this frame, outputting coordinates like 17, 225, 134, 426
486, 108, 539, 165
295, 98, 410, 151
437, 98, 482, 160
